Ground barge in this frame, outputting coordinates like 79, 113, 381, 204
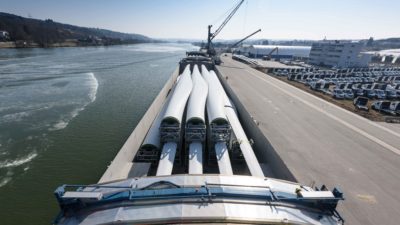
53, 53, 344, 224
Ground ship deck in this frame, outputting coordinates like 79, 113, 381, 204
216, 54, 400, 225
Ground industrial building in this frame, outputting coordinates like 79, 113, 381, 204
235, 45, 311, 59
309, 40, 371, 68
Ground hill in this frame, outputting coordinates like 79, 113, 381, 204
0, 12, 152, 47
367, 38, 400, 50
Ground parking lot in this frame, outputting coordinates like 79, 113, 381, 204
272, 68, 400, 121
231, 54, 400, 121
220, 54, 400, 225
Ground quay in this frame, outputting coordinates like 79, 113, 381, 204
216, 54, 400, 225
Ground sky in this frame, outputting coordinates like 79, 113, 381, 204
1, 0, 399, 40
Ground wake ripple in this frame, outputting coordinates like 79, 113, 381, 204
0, 152, 38, 169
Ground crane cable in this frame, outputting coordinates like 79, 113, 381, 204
210, 1, 240, 27
242, 0, 249, 38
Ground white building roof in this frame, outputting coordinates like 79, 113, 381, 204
239, 45, 311, 58
251, 45, 311, 50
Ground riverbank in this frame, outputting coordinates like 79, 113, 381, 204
0, 41, 16, 48
0, 40, 158, 49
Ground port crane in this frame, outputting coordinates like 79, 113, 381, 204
263, 46, 279, 60
206, 0, 245, 56
203, 0, 261, 64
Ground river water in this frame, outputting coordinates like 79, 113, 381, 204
0, 43, 196, 224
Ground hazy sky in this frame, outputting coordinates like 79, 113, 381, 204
1, 0, 399, 40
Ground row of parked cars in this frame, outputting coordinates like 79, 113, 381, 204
282, 70, 400, 84
371, 101, 400, 115
275, 69, 400, 101
353, 97, 400, 116
274, 68, 400, 117
330, 83, 400, 100
275, 67, 400, 78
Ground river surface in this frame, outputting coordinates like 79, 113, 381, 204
0, 43, 196, 224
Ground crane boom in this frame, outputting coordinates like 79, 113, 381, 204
229, 29, 261, 49
206, 0, 245, 55
211, 0, 245, 41
262, 47, 279, 60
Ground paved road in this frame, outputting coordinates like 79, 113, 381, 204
217, 55, 400, 225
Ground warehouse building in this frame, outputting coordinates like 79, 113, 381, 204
309, 40, 371, 68
235, 45, 311, 60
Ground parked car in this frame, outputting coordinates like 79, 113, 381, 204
352, 84, 363, 96
364, 89, 376, 98
332, 89, 345, 99
310, 80, 323, 90
320, 83, 330, 94
345, 83, 353, 89
305, 78, 313, 86
371, 101, 392, 114
343, 89, 354, 99
353, 97, 369, 111
355, 89, 365, 97
389, 101, 400, 115
386, 90, 398, 100
280, 70, 289, 77
375, 89, 386, 99
337, 83, 346, 89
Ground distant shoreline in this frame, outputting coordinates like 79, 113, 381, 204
0, 12, 154, 49
0, 40, 157, 49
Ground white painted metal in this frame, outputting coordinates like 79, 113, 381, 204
186, 65, 208, 124
201, 65, 227, 125
215, 142, 233, 175
209, 70, 264, 177
229, 98, 238, 115
140, 92, 173, 150
62, 192, 103, 200
60, 175, 342, 225
188, 142, 203, 174
298, 191, 334, 198
224, 97, 264, 177
201, 65, 233, 175
156, 142, 177, 176
185, 65, 207, 175
393, 56, 398, 64
162, 65, 193, 124
156, 65, 193, 176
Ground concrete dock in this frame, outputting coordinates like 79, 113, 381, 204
217, 54, 400, 225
